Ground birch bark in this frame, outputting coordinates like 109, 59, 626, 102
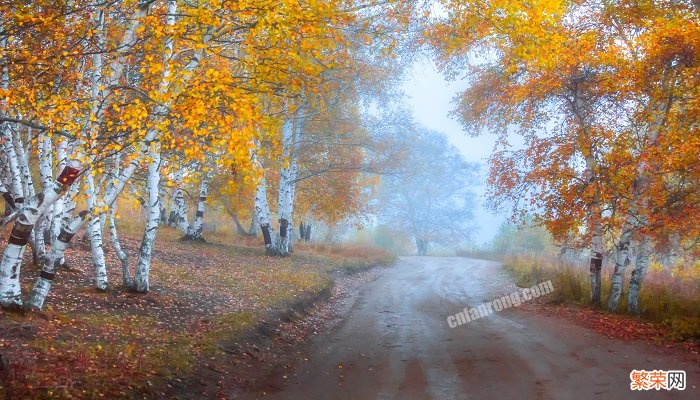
0, 162, 79, 307
275, 115, 295, 255
628, 236, 651, 314
134, 143, 161, 293
82, 7, 109, 290
173, 169, 190, 234
0, 198, 39, 307
607, 97, 668, 311
0, 30, 23, 205
188, 176, 209, 240
13, 129, 43, 264
134, 0, 178, 292
50, 139, 69, 243
252, 145, 276, 254
86, 173, 108, 290
27, 2, 211, 308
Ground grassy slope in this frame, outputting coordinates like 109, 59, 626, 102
0, 226, 394, 399
501, 253, 700, 341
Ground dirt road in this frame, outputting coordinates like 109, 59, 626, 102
243, 257, 699, 399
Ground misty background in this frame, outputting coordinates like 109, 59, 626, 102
402, 60, 505, 244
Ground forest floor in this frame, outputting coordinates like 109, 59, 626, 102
0, 227, 394, 399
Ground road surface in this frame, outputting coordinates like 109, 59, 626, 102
245, 257, 699, 399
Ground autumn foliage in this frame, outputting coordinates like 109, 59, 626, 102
430, 0, 700, 311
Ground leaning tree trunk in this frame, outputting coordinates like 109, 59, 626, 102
0, 163, 80, 307
232, 213, 249, 236
109, 206, 130, 287
26, 136, 152, 310
608, 93, 666, 311
0, 198, 39, 308
607, 175, 646, 312
107, 153, 130, 287
26, 0, 197, 309
248, 209, 258, 236
26, 215, 84, 310
628, 236, 651, 315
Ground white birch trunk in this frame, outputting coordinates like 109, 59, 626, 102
86, 173, 108, 290
26, 216, 84, 310
0, 30, 23, 206
133, 0, 176, 292
607, 98, 667, 311
158, 186, 167, 224
276, 168, 292, 255
589, 220, 604, 305
14, 129, 34, 201
26, 1, 211, 309
0, 198, 39, 307
173, 169, 190, 234
587, 164, 604, 306
1, 129, 24, 205
275, 115, 295, 256
286, 112, 303, 252
188, 176, 209, 240
628, 236, 651, 315
134, 144, 161, 293
13, 129, 43, 263
0, 153, 10, 196
26, 142, 149, 308
107, 152, 130, 286
255, 176, 276, 255
607, 215, 635, 311
37, 134, 54, 247
50, 139, 68, 243
253, 147, 276, 254
109, 204, 130, 287
174, 185, 190, 234
570, 94, 605, 306
0, 163, 78, 307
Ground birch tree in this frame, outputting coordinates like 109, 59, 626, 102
431, 0, 700, 313
0, 0, 426, 309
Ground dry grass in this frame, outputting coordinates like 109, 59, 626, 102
293, 242, 397, 273
503, 253, 700, 340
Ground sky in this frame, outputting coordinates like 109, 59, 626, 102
401, 59, 506, 244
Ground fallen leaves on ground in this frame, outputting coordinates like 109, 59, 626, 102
519, 298, 700, 362
0, 227, 392, 399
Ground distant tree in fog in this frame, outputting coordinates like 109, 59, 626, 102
376, 128, 477, 255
